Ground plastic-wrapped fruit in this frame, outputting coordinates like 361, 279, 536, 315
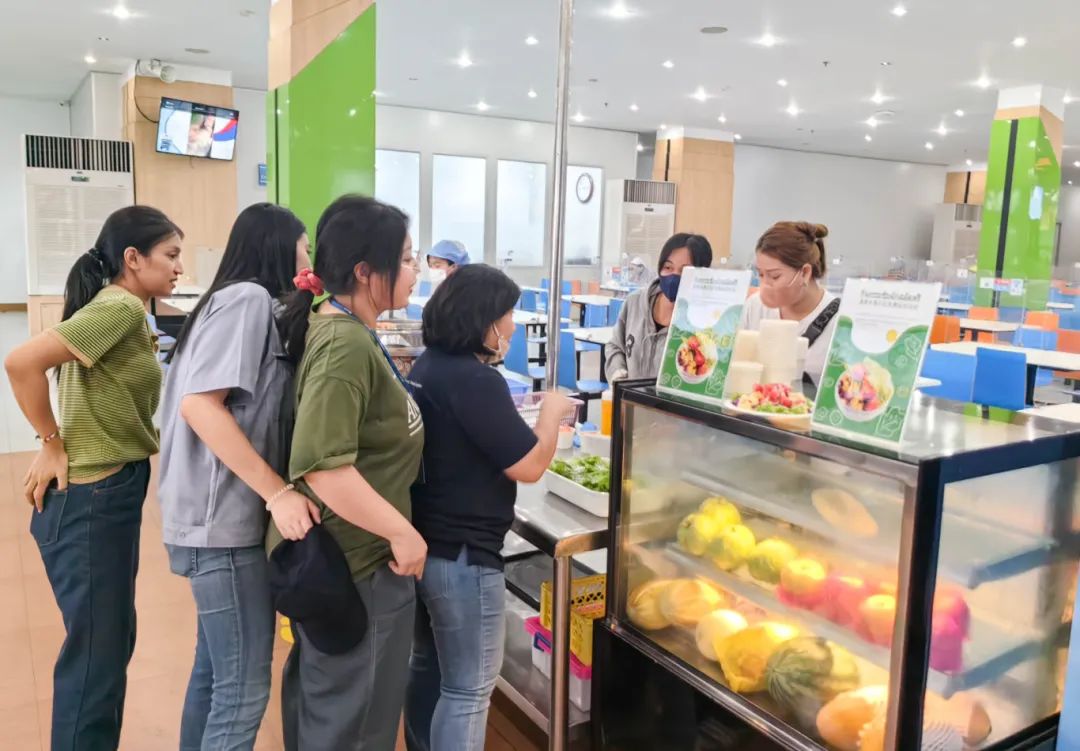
698, 496, 741, 528
747, 538, 798, 584
626, 579, 674, 630
676, 513, 722, 556
859, 594, 897, 646
778, 557, 828, 608
694, 609, 748, 661
816, 686, 887, 751
659, 578, 728, 627
821, 574, 873, 628
765, 637, 860, 725
706, 524, 756, 571
716, 621, 800, 693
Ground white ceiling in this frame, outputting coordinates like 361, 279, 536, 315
6, 0, 1080, 179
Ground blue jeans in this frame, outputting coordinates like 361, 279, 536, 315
30, 459, 150, 751
404, 547, 506, 751
167, 545, 274, 751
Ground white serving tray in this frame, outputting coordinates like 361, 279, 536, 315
544, 470, 609, 517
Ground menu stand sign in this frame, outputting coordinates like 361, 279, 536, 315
811, 279, 941, 447
656, 267, 752, 406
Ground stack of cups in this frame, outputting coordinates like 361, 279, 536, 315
758, 319, 800, 386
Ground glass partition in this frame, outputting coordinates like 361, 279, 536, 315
497, 160, 548, 268
431, 154, 486, 260
374, 149, 421, 242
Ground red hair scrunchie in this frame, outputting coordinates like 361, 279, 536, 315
294, 268, 324, 295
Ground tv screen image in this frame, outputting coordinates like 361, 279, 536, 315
156, 98, 239, 161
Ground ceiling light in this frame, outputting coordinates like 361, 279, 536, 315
785, 102, 801, 117
630, 103, 639, 112
84, 54, 97, 64
870, 90, 888, 105
700, 26, 728, 35
718, 114, 727, 124
954, 109, 965, 117
777, 78, 788, 87
925, 142, 935, 151
111, 4, 131, 20
572, 111, 586, 123
527, 89, 537, 99
660, 123, 667, 129
865, 134, 873, 142
691, 86, 709, 102
184, 47, 210, 54
756, 33, 779, 47
966, 159, 973, 166
1012, 36, 1027, 48
607, 1, 634, 19
866, 116, 880, 128
456, 51, 473, 69
475, 101, 490, 112
936, 124, 949, 136
975, 74, 992, 89
525, 35, 539, 46
734, 133, 743, 140
891, 4, 908, 17
636, 143, 644, 152
662, 60, 674, 69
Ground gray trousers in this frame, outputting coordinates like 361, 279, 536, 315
282, 564, 416, 751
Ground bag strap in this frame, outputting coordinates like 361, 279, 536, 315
803, 298, 841, 349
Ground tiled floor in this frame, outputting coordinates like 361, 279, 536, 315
0, 451, 541, 750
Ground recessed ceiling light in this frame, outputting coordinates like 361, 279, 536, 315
925, 142, 935, 150
527, 89, 537, 99
756, 33, 779, 47
662, 59, 674, 69
525, 35, 539, 46
866, 116, 880, 128
630, 103, 639, 112
691, 86, 709, 102
965, 159, 973, 167
572, 111, 586, 123
475, 100, 490, 112
734, 133, 743, 140
880, 60, 892, 67
607, 1, 634, 20
700, 26, 728, 35
785, 102, 801, 117
870, 90, 888, 105
111, 4, 131, 20
777, 78, 788, 87
636, 143, 644, 152
84, 54, 97, 64
456, 51, 473, 69
865, 134, 873, 142
891, 4, 908, 17
184, 47, 210, 55
954, 109, 965, 117
1012, 36, 1028, 48
936, 124, 949, 136
975, 74, 992, 89
718, 114, 727, 124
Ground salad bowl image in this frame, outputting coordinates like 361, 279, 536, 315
835, 358, 895, 421
675, 331, 719, 384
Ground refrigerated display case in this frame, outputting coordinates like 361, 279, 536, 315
601, 383, 1080, 750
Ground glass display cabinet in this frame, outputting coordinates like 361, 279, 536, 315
603, 383, 1080, 750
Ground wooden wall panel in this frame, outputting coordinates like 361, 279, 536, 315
943, 170, 987, 205
968, 170, 987, 205
123, 76, 238, 282
28, 296, 64, 336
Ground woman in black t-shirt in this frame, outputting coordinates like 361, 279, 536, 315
404, 265, 573, 751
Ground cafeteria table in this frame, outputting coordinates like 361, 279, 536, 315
1048, 302, 1075, 311
1021, 402, 1080, 422
572, 326, 614, 383
937, 301, 972, 314
932, 341, 1080, 405
958, 318, 1020, 339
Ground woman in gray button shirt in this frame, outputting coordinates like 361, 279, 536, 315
158, 203, 321, 750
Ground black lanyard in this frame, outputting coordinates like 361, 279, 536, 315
325, 298, 418, 395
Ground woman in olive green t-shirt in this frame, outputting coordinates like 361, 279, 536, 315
5, 205, 183, 751
275, 195, 427, 751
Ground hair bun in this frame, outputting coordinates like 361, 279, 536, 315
811, 223, 829, 240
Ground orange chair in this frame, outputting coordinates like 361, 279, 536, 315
587, 280, 601, 294
1058, 329, 1080, 380
570, 280, 583, 295
1026, 311, 1060, 330
965, 306, 999, 342
930, 315, 961, 345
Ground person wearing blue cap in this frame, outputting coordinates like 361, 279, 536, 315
426, 240, 470, 287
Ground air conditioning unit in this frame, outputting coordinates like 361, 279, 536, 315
930, 203, 982, 267
603, 179, 677, 271
22, 135, 134, 332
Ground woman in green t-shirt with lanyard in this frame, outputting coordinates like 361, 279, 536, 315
276, 195, 428, 750
5, 205, 183, 751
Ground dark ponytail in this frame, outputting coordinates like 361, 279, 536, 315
280, 194, 409, 364
63, 205, 183, 321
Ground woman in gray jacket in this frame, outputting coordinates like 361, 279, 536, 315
605, 233, 713, 381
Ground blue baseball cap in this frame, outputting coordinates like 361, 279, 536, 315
428, 239, 470, 266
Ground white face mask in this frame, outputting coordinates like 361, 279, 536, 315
485, 323, 510, 363
429, 269, 447, 286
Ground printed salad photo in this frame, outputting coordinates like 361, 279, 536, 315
675, 331, 719, 383
835, 358, 895, 421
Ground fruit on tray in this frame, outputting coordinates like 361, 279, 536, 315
811, 487, 880, 539
933, 588, 971, 638
706, 524, 757, 571
659, 579, 729, 627
929, 614, 965, 673
765, 637, 860, 726
747, 538, 799, 584
626, 579, 674, 631
716, 621, 800, 693
694, 609, 749, 661
698, 496, 742, 528
732, 382, 812, 415
858, 594, 897, 646
819, 574, 873, 629
675, 513, 722, 556
816, 685, 888, 751
777, 558, 828, 608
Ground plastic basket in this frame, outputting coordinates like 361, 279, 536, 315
539, 573, 606, 666
514, 392, 582, 428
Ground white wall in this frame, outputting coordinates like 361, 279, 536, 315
69, 75, 93, 138
91, 72, 122, 141
375, 105, 639, 283
0, 96, 71, 303
731, 145, 946, 275
234, 87, 268, 212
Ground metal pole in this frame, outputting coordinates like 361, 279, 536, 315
550, 554, 573, 751
545, 0, 575, 389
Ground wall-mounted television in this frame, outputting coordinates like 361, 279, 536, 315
155, 97, 239, 161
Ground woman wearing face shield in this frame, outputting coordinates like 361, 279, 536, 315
426, 239, 470, 287
403, 264, 574, 751
741, 221, 838, 389
606, 233, 714, 381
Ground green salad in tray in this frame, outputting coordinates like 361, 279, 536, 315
550, 455, 611, 493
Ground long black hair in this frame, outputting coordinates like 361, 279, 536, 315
168, 203, 306, 361
422, 264, 520, 355
658, 232, 713, 273
279, 194, 409, 363
63, 205, 183, 321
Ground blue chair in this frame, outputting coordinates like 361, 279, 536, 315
998, 306, 1025, 324
557, 330, 605, 404
418, 281, 433, 296
576, 304, 608, 361
972, 347, 1028, 410
561, 280, 573, 296
1061, 310, 1080, 331
609, 298, 624, 326
537, 290, 549, 313
506, 324, 545, 390
519, 290, 538, 313
919, 350, 975, 402
540, 278, 550, 291
406, 304, 423, 321
946, 285, 974, 304
1013, 326, 1058, 386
